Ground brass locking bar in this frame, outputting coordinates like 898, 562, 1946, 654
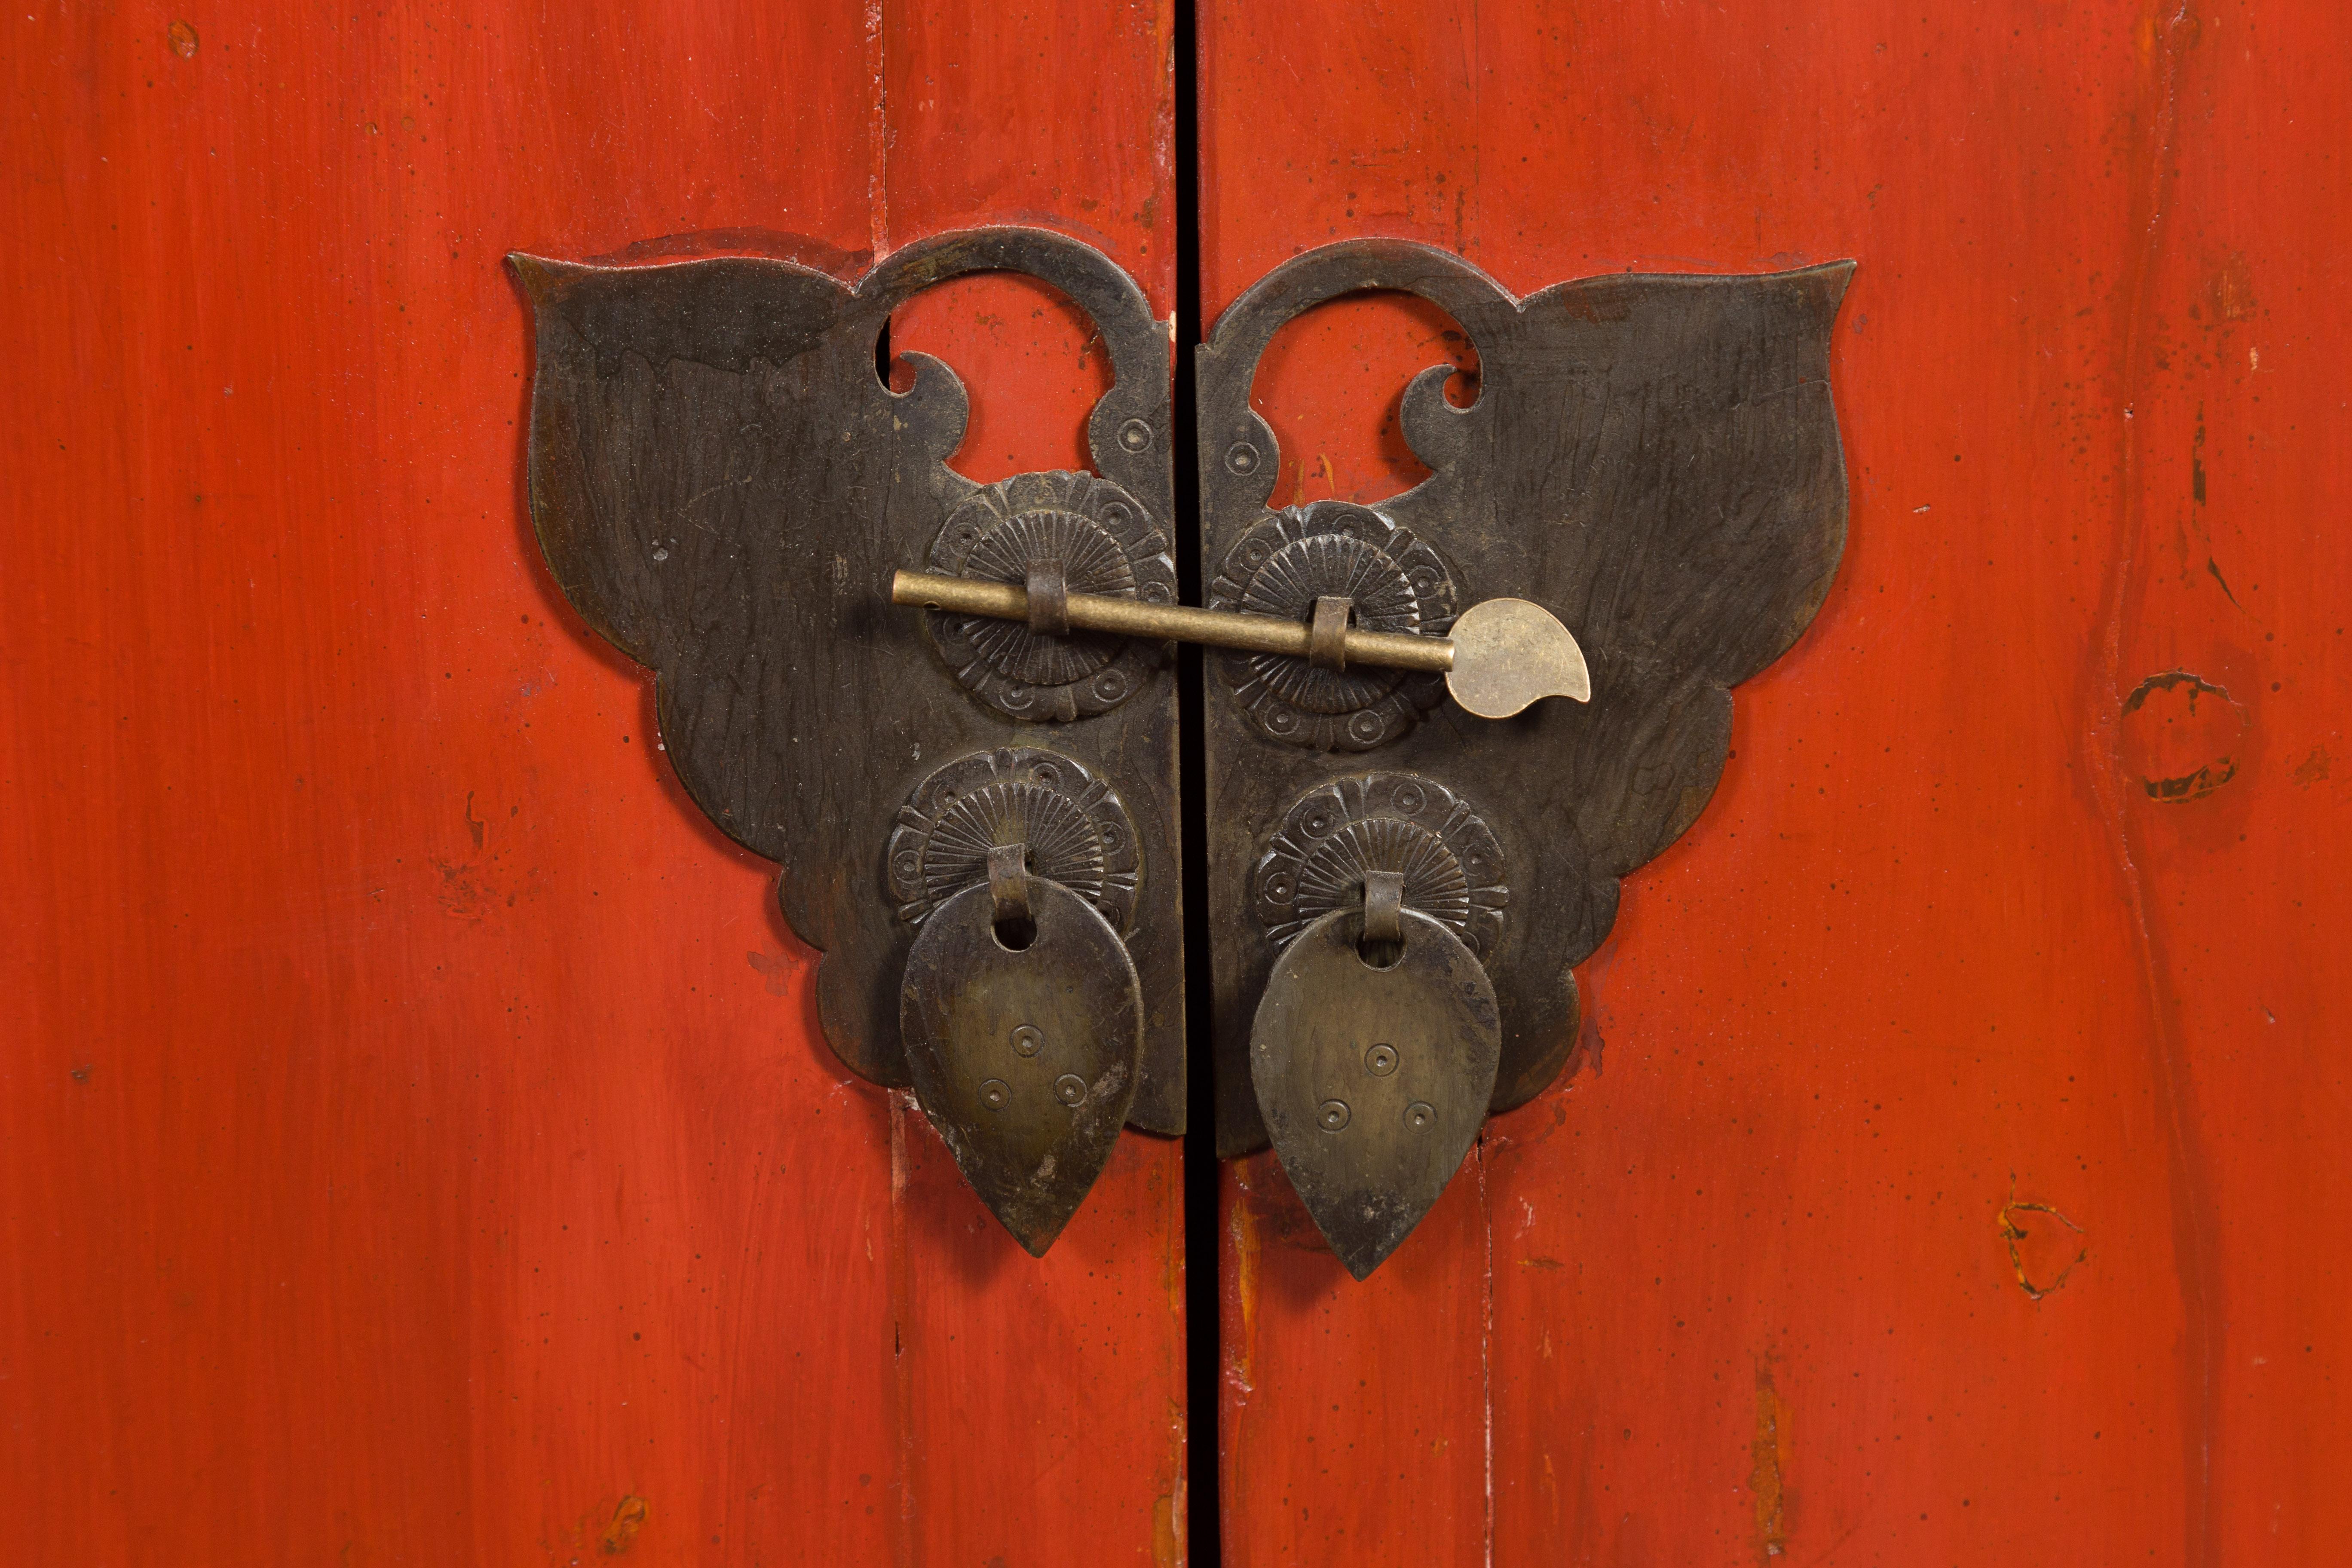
891, 569, 1454, 672
890, 569, 1592, 718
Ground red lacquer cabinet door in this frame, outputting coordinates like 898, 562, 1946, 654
2, 4, 1184, 1564
1204, 3, 2351, 1566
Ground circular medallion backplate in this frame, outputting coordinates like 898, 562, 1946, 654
887, 747, 1139, 934
925, 470, 1176, 722
1253, 772, 1507, 960
1208, 500, 1459, 751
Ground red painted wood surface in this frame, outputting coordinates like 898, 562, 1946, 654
1205, 3, 2349, 1565
0, 3, 1182, 1564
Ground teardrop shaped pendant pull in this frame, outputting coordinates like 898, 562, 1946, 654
900, 867, 1145, 1255
1251, 906, 1501, 1278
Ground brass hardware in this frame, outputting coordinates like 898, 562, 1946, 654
1254, 772, 1507, 958
924, 470, 1176, 723
887, 747, 1139, 937
1442, 599, 1594, 717
900, 867, 1145, 1256
1306, 595, 1353, 672
986, 842, 1033, 933
513, 223, 1853, 1273
1023, 564, 1071, 637
1211, 502, 1459, 750
1360, 869, 1405, 948
1197, 242, 1855, 1201
1250, 903, 1501, 1279
891, 569, 1590, 720
513, 231, 1190, 1193
1243, 776, 1505, 1268
894, 567, 1449, 667
884, 748, 1152, 1248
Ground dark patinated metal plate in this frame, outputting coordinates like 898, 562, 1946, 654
1252, 906, 1501, 1279
511, 228, 1185, 1133
1198, 240, 1853, 1154
1206, 499, 1458, 750
900, 876, 1145, 1254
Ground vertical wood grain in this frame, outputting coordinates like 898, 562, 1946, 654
0, 2, 1181, 1563
2099, 5, 2352, 1556
1204, 2, 2349, 1563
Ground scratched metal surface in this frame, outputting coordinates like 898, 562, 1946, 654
0, 3, 1185, 1563
1205, 2, 2352, 1564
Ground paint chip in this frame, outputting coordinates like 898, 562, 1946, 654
600, 1495, 648, 1555
2119, 670, 2247, 802
1999, 1193, 2087, 1300
1751, 1361, 1791, 1558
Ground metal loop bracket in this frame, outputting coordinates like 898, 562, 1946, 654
1362, 869, 1405, 947
1024, 564, 1072, 636
1307, 595, 1353, 671
987, 841, 1033, 934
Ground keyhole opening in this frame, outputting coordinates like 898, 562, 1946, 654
992, 912, 1038, 952
1356, 929, 1404, 971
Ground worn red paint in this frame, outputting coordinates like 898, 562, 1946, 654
8, 2, 2348, 1563
1207, 1, 2352, 1564
0, 2, 1180, 1563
